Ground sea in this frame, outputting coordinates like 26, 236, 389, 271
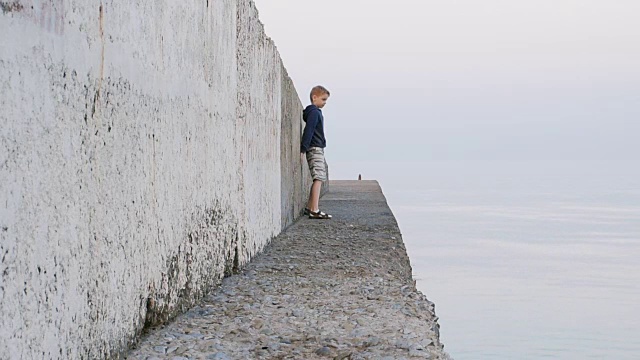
331, 160, 640, 360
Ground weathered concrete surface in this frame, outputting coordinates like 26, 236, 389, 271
128, 181, 450, 359
0, 1, 312, 358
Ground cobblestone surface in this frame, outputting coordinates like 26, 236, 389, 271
127, 181, 451, 360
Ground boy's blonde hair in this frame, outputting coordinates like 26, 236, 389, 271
310, 85, 330, 102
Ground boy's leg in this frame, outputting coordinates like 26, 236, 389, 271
307, 180, 323, 212
305, 183, 313, 212
305, 147, 330, 218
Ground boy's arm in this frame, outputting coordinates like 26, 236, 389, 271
300, 110, 319, 153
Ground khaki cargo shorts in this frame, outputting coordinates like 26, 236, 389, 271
305, 147, 327, 182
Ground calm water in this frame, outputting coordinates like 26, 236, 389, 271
331, 160, 640, 360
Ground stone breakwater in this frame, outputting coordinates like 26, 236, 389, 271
128, 181, 451, 360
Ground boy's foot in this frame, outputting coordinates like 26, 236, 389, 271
308, 210, 332, 219
304, 208, 311, 215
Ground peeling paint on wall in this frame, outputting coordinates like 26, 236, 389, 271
0, 0, 65, 34
0, 1, 24, 14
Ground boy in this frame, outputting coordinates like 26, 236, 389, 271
301, 85, 332, 219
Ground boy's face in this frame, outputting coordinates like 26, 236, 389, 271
312, 93, 329, 109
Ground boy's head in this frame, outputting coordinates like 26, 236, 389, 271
310, 85, 330, 108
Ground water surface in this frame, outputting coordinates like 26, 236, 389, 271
331, 160, 640, 359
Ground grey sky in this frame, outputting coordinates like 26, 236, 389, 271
254, 0, 640, 163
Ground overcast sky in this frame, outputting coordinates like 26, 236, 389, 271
253, 0, 640, 164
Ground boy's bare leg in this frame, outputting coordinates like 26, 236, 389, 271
307, 180, 323, 211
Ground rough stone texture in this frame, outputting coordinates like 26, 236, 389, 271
128, 181, 451, 360
0, 1, 311, 358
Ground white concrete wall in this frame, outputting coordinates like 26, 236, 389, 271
0, 1, 311, 358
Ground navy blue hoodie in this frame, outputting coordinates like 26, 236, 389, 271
300, 105, 326, 153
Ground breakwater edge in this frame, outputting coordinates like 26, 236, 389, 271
128, 180, 451, 359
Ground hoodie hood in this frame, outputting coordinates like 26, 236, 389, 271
303, 105, 320, 122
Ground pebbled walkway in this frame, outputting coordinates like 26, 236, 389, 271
127, 180, 450, 360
